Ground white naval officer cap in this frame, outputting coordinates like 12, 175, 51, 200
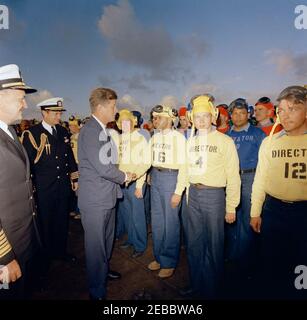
37, 97, 66, 111
0, 64, 37, 93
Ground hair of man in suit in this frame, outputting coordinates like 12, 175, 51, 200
89, 88, 117, 113
89, 88, 118, 126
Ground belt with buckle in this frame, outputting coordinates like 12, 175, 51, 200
191, 183, 223, 190
239, 168, 256, 174
267, 194, 307, 205
154, 167, 179, 173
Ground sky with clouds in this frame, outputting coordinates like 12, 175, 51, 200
0, 0, 306, 119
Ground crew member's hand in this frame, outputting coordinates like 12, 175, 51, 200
146, 174, 151, 186
134, 188, 143, 199
250, 217, 262, 233
225, 212, 236, 224
0, 260, 22, 283
71, 181, 78, 191
125, 172, 133, 186
125, 172, 132, 182
170, 194, 181, 208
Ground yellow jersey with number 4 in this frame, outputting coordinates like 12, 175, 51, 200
187, 130, 240, 213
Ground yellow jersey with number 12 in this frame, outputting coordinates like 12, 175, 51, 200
251, 132, 307, 217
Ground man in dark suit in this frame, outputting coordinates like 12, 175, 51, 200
22, 98, 78, 271
0, 64, 38, 299
78, 87, 134, 300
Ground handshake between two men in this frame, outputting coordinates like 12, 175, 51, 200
124, 172, 137, 186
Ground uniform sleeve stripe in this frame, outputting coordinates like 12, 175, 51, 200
0, 243, 11, 252
0, 238, 8, 246
0, 229, 13, 258
0, 238, 11, 248
0, 243, 12, 258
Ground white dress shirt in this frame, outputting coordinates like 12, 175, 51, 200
92, 114, 108, 136
42, 120, 55, 135
0, 119, 14, 139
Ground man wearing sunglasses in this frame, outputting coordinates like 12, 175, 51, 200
251, 86, 307, 299
147, 105, 186, 279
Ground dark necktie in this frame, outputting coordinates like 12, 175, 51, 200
8, 126, 25, 156
8, 126, 20, 144
52, 126, 57, 138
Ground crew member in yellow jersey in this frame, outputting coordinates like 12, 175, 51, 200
68, 115, 81, 164
112, 109, 149, 258
250, 86, 307, 299
68, 115, 81, 219
183, 95, 241, 299
147, 105, 186, 279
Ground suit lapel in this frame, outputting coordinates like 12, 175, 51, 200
0, 127, 26, 163
90, 116, 102, 132
8, 126, 28, 159
90, 116, 110, 140
90, 117, 119, 164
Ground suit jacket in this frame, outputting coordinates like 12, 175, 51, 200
0, 127, 37, 265
78, 116, 125, 211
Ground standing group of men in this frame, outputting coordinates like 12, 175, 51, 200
0, 64, 80, 299
0, 62, 306, 300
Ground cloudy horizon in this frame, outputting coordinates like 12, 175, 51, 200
1, 0, 306, 120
